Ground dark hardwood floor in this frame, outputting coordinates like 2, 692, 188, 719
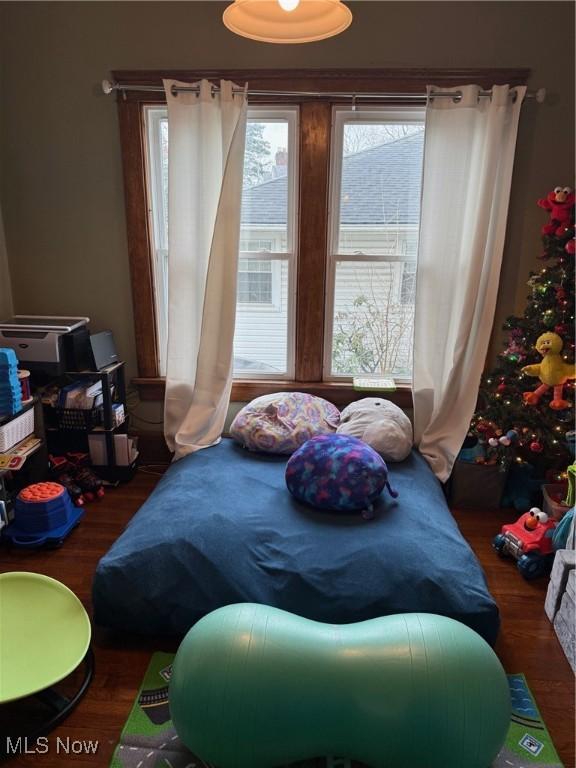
0, 471, 574, 767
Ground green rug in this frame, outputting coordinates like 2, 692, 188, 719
110, 652, 564, 768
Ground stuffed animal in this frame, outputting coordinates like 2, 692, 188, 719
522, 332, 576, 410
285, 434, 398, 519
501, 462, 543, 512
336, 397, 413, 462
537, 186, 575, 236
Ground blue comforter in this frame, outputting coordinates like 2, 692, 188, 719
93, 440, 499, 644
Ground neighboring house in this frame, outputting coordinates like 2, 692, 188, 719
236, 130, 424, 376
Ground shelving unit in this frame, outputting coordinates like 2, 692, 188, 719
43, 362, 136, 481
66, 362, 127, 467
0, 398, 49, 525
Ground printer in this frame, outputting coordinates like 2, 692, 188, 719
0, 316, 92, 378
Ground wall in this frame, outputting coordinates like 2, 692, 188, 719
0, 1, 573, 410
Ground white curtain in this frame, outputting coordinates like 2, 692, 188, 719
413, 84, 526, 482
0, 204, 13, 319
163, 79, 248, 460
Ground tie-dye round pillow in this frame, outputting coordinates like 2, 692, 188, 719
285, 434, 398, 519
230, 392, 340, 455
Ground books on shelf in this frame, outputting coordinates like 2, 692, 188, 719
88, 433, 138, 466
41, 380, 113, 410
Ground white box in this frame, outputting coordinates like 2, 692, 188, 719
0, 407, 35, 452
88, 433, 138, 466
545, 549, 576, 622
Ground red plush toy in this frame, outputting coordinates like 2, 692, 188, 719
538, 186, 575, 236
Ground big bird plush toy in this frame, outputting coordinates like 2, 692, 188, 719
522, 332, 576, 410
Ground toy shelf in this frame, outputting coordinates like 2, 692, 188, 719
64, 362, 127, 468
43, 362, 134, 480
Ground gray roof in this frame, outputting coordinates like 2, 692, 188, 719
241, 130, 424, 226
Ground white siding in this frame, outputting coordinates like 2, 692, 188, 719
234, 260, 289, 374
230, 224, 419, 377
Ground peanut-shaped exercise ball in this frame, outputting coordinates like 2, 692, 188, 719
169, 604, 510, 768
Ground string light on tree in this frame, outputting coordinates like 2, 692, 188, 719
466, 185, 575, 479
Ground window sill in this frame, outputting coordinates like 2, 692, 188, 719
133, 377, 413, 408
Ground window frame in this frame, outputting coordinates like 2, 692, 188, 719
324, 105, 425, 384
115, 68, 529, 407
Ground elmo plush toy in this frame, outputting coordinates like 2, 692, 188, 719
538, 186, 575, 236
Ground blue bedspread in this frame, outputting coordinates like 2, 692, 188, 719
93, 440, 499, 644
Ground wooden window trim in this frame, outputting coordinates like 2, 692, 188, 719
117, 68, 529, 402
133, 376, 414, 409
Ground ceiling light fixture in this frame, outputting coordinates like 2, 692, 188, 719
222, 0, 353, 44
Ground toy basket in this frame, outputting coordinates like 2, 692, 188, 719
449, 459, 508, 510
54, 407, 103, 431
542, 484, 571, 521
0, 407, 35, 452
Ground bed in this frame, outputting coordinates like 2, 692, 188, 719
93, 439, 499, 644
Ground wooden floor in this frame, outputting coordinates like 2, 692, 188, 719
0, 471, 574, 767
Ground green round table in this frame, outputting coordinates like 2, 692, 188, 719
0, 572, 93, 743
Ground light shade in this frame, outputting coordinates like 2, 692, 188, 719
222, 0, 353, 44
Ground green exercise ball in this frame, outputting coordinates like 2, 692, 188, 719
169, 604, 510, 768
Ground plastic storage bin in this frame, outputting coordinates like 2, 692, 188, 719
542, 484, 571, 521
0, 406, 35, 452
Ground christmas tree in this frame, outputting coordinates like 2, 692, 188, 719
468, 186, 575, 479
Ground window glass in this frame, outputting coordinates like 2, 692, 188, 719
327, 111, 425, 381
331, 260, 414, 378
144, 108, 297, 378
240, 120, 290, 253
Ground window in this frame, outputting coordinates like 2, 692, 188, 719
237, 259, 274, 305
144, 107, 169, 376
325, 107, 425, 382
143, 100, 423, 387
144, 107, 298, 378
235, 110, 298, 377
122, 70, 524, 401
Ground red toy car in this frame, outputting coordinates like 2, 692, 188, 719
493, 508, 557, 579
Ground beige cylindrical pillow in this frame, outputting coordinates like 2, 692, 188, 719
337, 397, 413, 462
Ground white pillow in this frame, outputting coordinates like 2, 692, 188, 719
337, 397, 413, 462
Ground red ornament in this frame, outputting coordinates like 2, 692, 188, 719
556, 288, 567, 300
555, 323, 569, 335
497, 383, 507, 393
530, 441, 543, 453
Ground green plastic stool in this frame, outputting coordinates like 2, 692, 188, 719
0, 572, 93, 749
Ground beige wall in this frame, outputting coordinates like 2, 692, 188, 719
0, 1, 574, 389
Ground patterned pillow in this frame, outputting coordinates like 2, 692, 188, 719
230, 392, 340, 455
285, 434, 398, 517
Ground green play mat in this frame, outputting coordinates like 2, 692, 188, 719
0, 572, 92, 704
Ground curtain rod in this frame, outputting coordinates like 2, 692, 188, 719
101, 79, 546, 103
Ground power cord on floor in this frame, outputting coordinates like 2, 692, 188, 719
138, 463, 170, 476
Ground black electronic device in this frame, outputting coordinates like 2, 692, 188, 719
63, 326, 93, 372
89, 331, 118, 371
